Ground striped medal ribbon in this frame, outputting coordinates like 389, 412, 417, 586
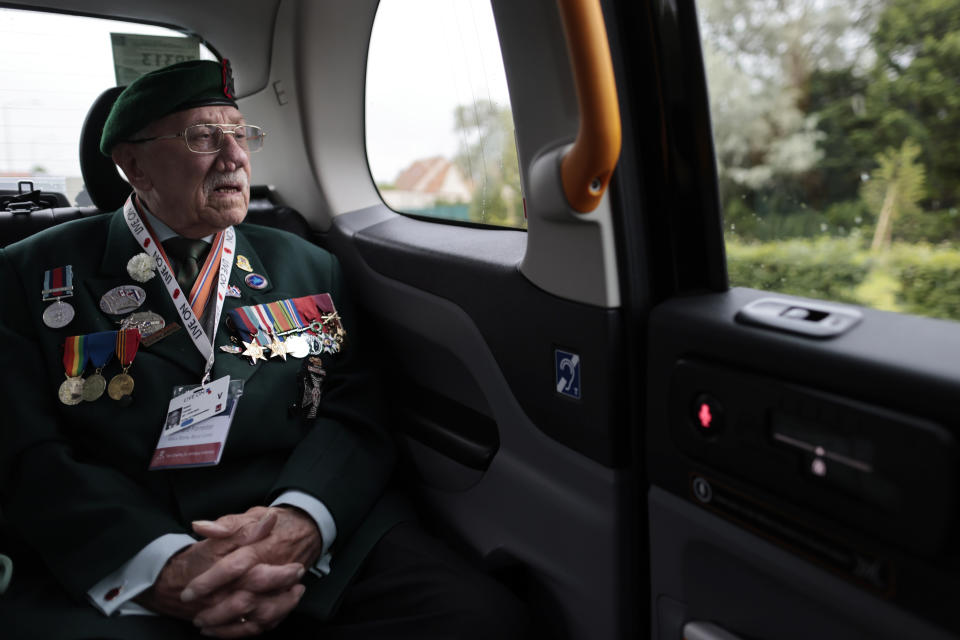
107, 328, 141, 402
58, 334, 86, 405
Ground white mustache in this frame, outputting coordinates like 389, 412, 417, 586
204, 171, 249, 196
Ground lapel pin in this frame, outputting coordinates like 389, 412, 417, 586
100, 285, 147, 316
244, 273, 268, 290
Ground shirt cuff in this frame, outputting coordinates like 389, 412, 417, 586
271, 490, 336, 576
87, 533, 195, 616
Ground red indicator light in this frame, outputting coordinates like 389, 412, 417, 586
698, 403, 713, 428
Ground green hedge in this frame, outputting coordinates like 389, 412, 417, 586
727, 237, 871, 303
889, 244, 960, 319
727, 238, 960, 321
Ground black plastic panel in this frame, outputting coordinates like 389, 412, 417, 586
647, 288, 960, 633
670, 359, 956, 555
393, 381, 499, 471
339, 207, 629, 467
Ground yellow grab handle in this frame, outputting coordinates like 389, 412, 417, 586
557, 0, 622, 213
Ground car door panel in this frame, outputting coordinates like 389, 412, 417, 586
323, 206, 631, 639
646, 288, 960, 639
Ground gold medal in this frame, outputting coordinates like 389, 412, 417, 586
267, 336, 287, 361
82, 372, 107, 402
107, 373, 135, 400
58, 376, 84, 405
236, 255, 253, 272
241, 339, 267, 364
108, 328, 141, 402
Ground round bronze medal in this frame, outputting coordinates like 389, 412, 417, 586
58, 377, 84, 405
107, 373, 135, 400
43, 301, 75, 329
82, 373, 107, 402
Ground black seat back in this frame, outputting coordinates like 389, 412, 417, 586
79, 86, 132, 212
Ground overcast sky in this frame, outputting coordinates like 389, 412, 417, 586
365, 0, 511, 183
0, 1, 511, 185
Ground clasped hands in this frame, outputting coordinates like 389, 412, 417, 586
135, 505, 323, 638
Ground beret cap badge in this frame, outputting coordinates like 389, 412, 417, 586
221, 59, 235, 100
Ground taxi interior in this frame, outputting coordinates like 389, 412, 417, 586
1, 1, 959, 639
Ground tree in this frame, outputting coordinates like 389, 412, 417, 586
698, 0, 881, 107
453, 99, 523, 226
866, 0, 960, 207
697, 0, 880, 226
861, 139, 926, 252
705, 42, 825, 192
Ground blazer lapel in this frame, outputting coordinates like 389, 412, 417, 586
83, 211, 203, 377
82, 217, 283, 382
211, 226, 276, 383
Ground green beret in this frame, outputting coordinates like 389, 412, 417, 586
100, 59, 238, 155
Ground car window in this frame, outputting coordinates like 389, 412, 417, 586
0, 8, 215, 206
698, 0, 960, 321
365, 0, 525, 229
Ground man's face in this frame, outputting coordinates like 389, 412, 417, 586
121, 105, 251, 238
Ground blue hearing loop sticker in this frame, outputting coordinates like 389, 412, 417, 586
555, 349, 581, 399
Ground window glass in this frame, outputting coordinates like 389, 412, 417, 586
366, 0, 525, 229
0, 9, 215, 206
699, 0, 960, 321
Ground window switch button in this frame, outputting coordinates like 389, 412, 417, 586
736, 297, 863, 338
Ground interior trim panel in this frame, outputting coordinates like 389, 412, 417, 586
323, 205, 634, 638
646, 288, 960, 636
341, 205, 630, 468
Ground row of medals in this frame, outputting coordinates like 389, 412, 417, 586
56, 284, 166, 406
225, 315, 345, 363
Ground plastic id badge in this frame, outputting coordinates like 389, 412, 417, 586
162, 374, 231, 436
149, 378, 244, 470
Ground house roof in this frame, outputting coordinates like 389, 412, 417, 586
394, 156, 461, 193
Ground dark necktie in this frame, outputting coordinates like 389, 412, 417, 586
162, 237, 210, 293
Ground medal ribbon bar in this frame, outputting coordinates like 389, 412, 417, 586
62, 334, 86, 377
234, 306, 268, 344
115, 328, 142, 369
265, 300, 299, 333
228, 294, 342, 341
42, 265, 74, 300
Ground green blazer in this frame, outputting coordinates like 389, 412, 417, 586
0, 209, 407, 629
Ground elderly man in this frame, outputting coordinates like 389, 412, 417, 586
0, 60, 526, 639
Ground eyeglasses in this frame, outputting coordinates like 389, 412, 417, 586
127, 124, 266, 154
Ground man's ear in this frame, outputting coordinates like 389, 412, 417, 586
111, 144, 153, 191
